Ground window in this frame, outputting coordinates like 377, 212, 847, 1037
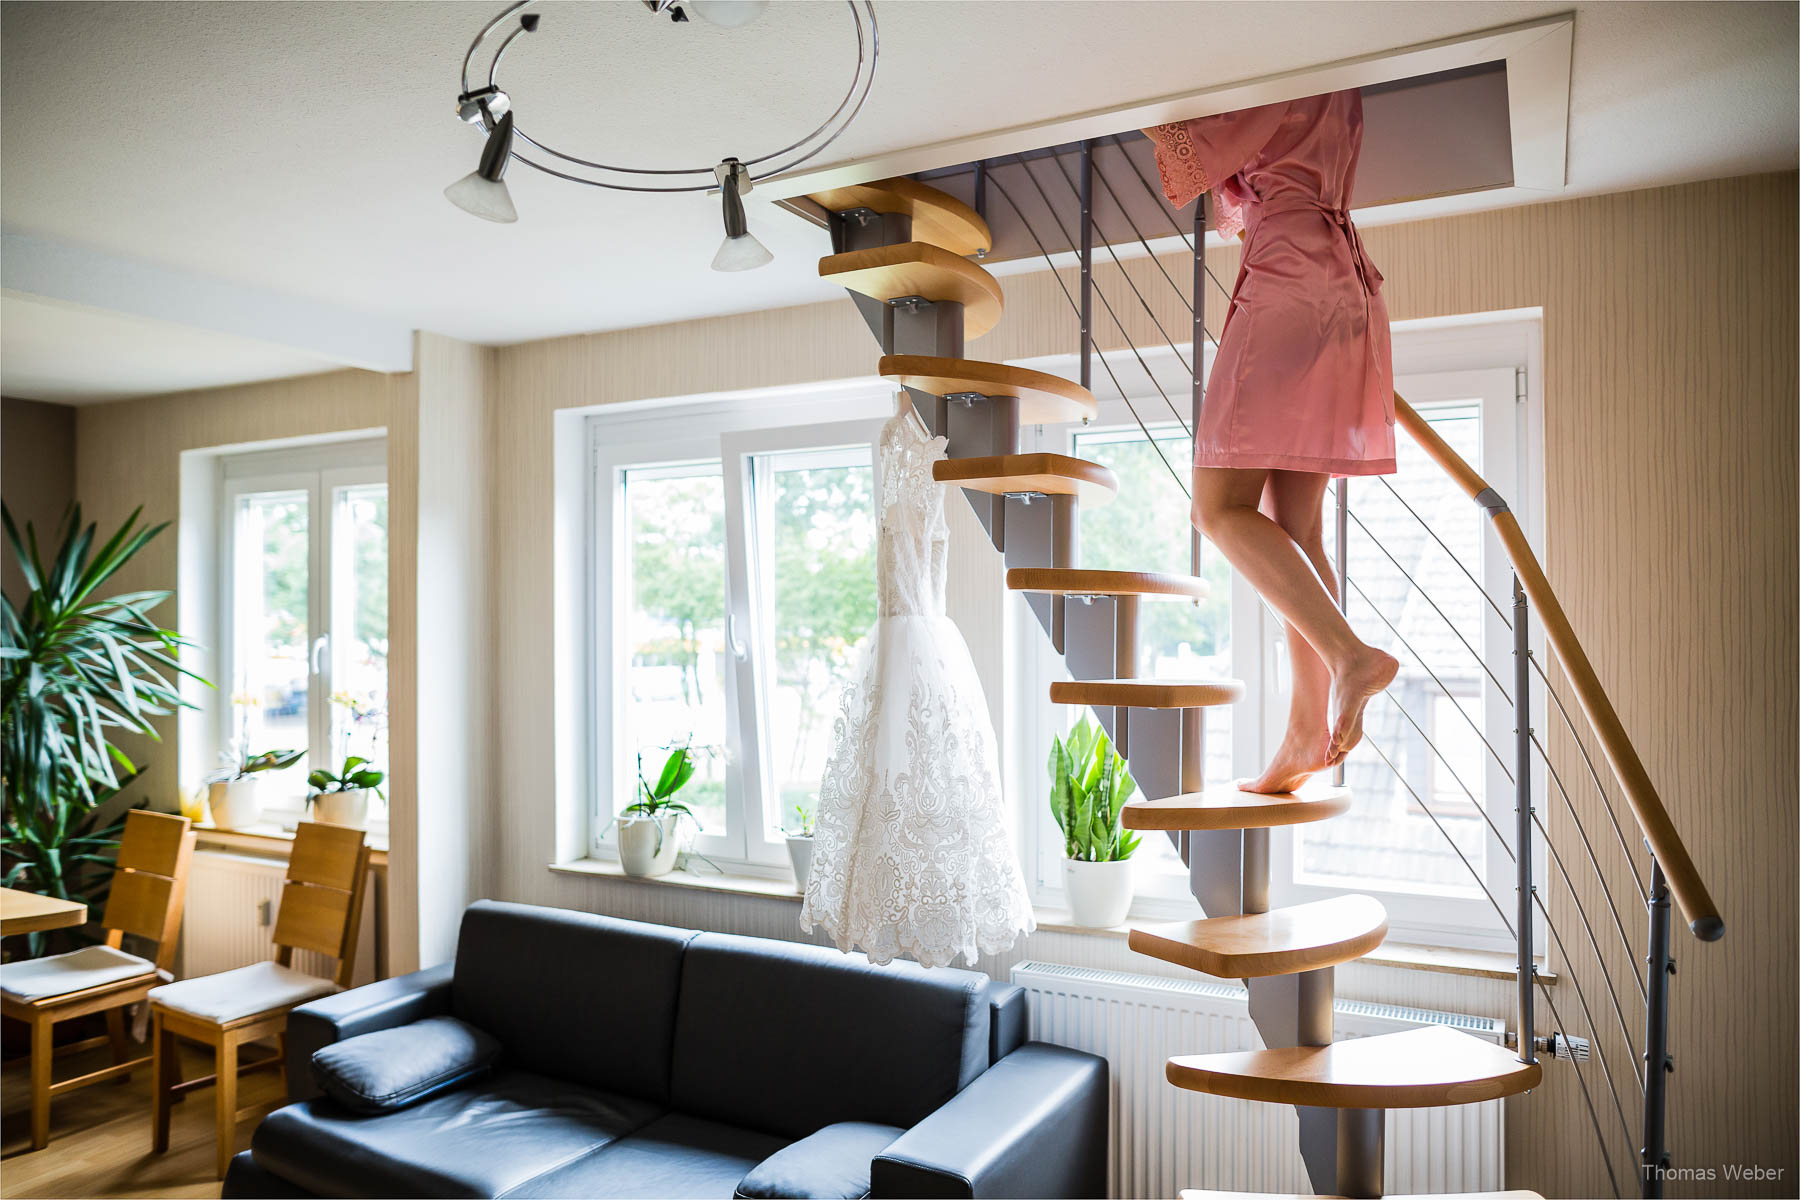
590, 391, 888, 869
1279, 359, 1538, 950
220, 441, 388, 824
1014, 320, 1542, 946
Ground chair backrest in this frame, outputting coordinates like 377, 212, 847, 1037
102, 809, 196, 971
271, 822, 371, 988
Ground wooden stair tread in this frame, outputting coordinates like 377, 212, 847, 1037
818, 243, 1003, 339
1008, 568, 1208, 600
1130, 895, 1388, 979
1167, 1025, 1543, 1109
1180, 1191, 1544, 1200
1123, 782, 1351, 831
1049, 677, 1244, 709
806, 177, 991, 257
933, 453, 1118, 504
880, 355, 1097, 424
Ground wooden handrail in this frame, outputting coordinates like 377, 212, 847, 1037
1393, 395, 1724, 941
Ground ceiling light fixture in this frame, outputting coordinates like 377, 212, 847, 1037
449, 0, 879, 272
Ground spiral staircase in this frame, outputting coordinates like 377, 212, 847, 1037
808, 175, 1545, 1199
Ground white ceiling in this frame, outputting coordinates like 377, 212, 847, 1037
1, 0, 1794, 404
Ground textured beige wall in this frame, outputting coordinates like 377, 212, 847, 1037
485, 172, 1797, 1197
1, 396, 78, 604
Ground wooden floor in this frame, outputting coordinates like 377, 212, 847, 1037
1, 1041, 283, 1199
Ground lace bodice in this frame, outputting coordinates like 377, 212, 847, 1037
877, 413, 950, 618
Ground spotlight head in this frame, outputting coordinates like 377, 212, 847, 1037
446, 109, 518, 223
712, 157, 772, 271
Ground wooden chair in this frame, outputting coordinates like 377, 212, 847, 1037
148, 821, 371, 1179
0, 809, 196, 1150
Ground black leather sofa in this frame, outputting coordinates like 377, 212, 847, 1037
223, 900, 1109, 1198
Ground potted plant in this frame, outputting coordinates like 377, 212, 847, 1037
205, 747, 303, 831
785, 802, 816, 894
306, 755, 384, 828
1049, 713, 1142, 928
618, 743, 697, 877
3, 504, 206, 950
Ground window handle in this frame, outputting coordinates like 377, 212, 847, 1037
311, 634, 331, 675
726, 614, 749, 661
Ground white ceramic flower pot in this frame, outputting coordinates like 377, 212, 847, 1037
1063, 857, 1135, 928
786, 835, 815, 894
618, 813, 683, 877
312, 788, 371, 829
208, 778, 262, 831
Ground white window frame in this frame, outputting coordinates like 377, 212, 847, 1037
217, 439, 388, 831
1008, 315, 1545, 947
586, 383, 890, 874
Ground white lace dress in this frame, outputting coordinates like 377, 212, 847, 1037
800, 413, 1036, 968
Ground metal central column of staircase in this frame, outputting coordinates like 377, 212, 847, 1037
809, 176, 1542, 1200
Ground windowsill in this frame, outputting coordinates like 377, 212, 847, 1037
196, 822, 390, 865
547, 858, 1551, 982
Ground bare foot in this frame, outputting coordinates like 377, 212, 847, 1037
1328, 647, 1399, 762
1240, 728, 1332, 794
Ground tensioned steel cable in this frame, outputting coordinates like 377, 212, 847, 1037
982, 170, 1191, 501
1531, 729, 1648, 995
1360, 733, 1636, 1178
1530, 651, 1650, 899
1345, 508, 1510, 703
1045, 151, 1195, 381
1008, 153, 1193, 439
1376, 476, 1513, 628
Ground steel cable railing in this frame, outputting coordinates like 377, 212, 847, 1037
976, 141, 1696, 1196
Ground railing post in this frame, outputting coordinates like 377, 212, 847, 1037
1191, 194, 1205, 579
1642, 855, 1673, 1197
1079, 140, 1094, 395
1513, 574, 1537, 1065
1332, 479, 1349, 786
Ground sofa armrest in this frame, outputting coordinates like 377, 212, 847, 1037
871, 1042, 1108, 1199
283, 963, 454, 1102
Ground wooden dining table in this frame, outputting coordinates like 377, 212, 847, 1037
0, 886, 88, 936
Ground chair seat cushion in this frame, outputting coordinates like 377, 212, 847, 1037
312, 1015, 501, 1114
0, 944, 157, 1001
249, 1068, 665, 1198
734, 1121, 903, 1199
150, 961, 339, 1023
511, 1112, 789, 1199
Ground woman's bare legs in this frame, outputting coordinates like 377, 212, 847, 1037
1240, 471, 1335, 792
1193, 466, 1397, 778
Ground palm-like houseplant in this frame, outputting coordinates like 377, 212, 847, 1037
2, 504, 204, 944
1048, 713, 1141, 926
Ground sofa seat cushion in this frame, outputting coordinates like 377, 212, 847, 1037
249, 1068, 663, 1198
735, 1121, 904, 1199
506, 1113, 789, 1199
311, 1016, 501, 1114
150, 962, 338, 1023
1, 945, 157, 1001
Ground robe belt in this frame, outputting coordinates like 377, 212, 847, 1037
1250, 197, 1385, 297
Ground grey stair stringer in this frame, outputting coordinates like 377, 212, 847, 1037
823, 197, 1345, 1187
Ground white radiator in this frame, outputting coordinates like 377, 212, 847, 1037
1011, 961, 1507, 1200
179, 851, 376, 985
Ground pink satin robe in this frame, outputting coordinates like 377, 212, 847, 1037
1145, 89, 1394, 476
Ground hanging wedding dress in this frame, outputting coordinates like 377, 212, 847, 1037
800, 411, 1036, 969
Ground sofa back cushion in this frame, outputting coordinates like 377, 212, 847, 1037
669, 932, 990, 1139
451, 900, 696, 1102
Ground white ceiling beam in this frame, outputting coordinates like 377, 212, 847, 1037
0, 229, 414, 373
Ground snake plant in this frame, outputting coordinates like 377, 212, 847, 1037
1048, 713, 1141, 863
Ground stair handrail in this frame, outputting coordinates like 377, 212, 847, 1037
1393, 394, 1724, 942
